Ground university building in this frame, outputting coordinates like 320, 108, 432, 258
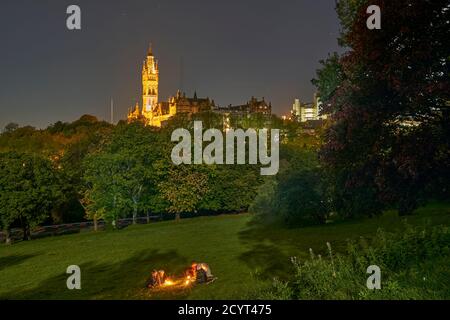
291, 93, 327, 123
215, 97, 272, 117
127, 45, 271, 127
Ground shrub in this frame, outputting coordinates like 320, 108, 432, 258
254, 224, 450, 299
250, 147, 329, 226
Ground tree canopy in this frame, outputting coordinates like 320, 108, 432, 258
313, 0, 450, 216
0, 152, 62, 241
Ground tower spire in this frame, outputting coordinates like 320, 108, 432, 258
148, 42, 153, 56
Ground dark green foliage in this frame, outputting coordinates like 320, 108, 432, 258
159, 164, 209, 221
249, 178, 277, 218
80, 119, 264, 224
314, 0, 450, 216
82, 122, 165, 226
257, 224, 450, 299
200, 164, 262, 214
251, 146, 329, 226
311, 53, 343, 104
277, 168, 328, 225
0, 116, 113, 225
0, 152, 62, 241
47, 115, 108, 137
159, 113, 266, 216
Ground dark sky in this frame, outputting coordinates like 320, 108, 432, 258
0, 0, 341, 129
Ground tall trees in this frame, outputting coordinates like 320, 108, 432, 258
82, 122, 164, 226
0, 115, 270, 237
161, 113, 265, 217
159, 165, 209, 221
0, 115, 113, 225
0, 152, 62, 241
108, 122, 166, 224
83, 153, 127, 227
59, 121, 112, 223
200, 164, 262, 213
314, 0, 450, 216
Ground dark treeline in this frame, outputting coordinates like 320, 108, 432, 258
0, 112, 306, 242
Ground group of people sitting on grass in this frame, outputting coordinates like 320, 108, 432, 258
146, 262, 215, 288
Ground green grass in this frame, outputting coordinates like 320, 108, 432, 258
1, 202, 449, 300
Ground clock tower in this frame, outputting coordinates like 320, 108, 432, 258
141, 43, 159, 118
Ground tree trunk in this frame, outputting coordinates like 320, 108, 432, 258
4, 229, 11, 245
22, 225, 27, 241
133, 204, 138, 225
93, 216, 98, 232
146, 211, 150, 224
23, 224, 31, 241
175, 213, 181, 222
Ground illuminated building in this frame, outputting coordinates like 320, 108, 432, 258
128, 45, 271, 127
291, 93, 327, 122
127, 45, 214, 127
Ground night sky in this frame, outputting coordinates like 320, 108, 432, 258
0, 0, 341, 129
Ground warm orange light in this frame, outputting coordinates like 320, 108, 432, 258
163, 279, 174, 286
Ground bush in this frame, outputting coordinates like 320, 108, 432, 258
254, 224, 450, 299
276, 168, 328, 225
250, 147, 329, 226
249, 178, 278, 218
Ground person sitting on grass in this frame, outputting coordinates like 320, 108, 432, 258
146, 270, 166, 288
187, 262, 215, 284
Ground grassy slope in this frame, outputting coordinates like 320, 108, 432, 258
1, 202, 449, 300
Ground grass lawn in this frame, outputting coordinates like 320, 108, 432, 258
1, 202, 449, 300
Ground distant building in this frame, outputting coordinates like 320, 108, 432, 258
291, 93, 327, 122
292, 99, 301, 120
215, 96, 272, 117
214, 97, 272, 129
127, 44, 272, 128
127, 45, 214, 127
